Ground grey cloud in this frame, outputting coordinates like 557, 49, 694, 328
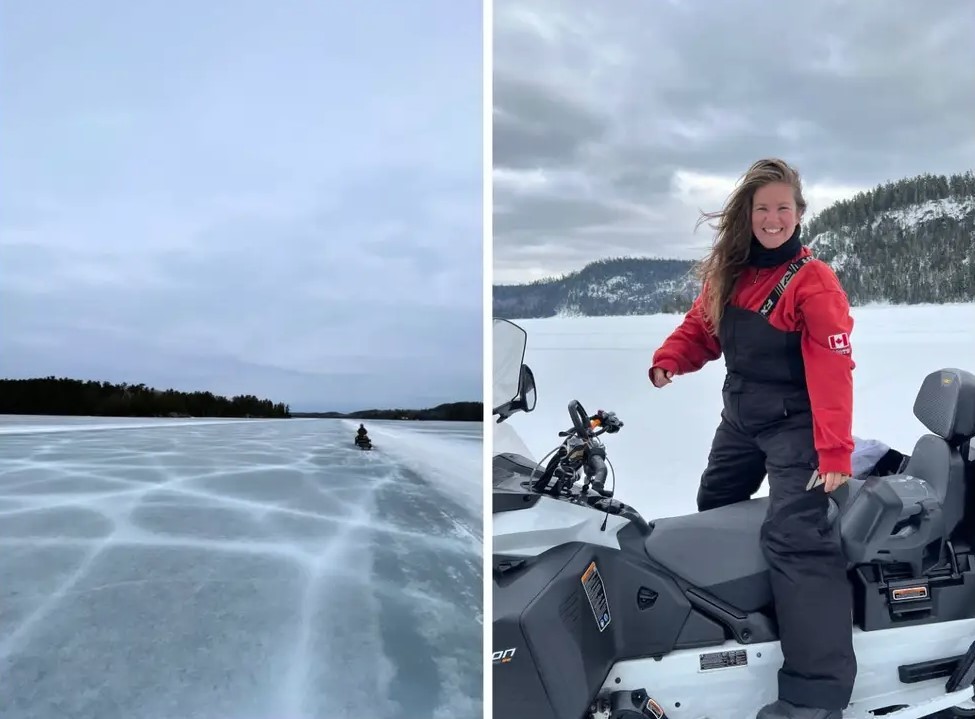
1, 170, 482, 408
494, 0, 975, 279
495, 195, 629, 236
494, 73, 609, 169
0, 324, 459, 413
1, 262, 481, 412
2, 2, 482, 410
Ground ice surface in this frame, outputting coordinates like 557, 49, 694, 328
0, 415, 263, 435
500, 302, 975, 518
0, 417, 482, 719
346, 420, 482, 521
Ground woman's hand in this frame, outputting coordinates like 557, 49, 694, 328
650, 367, 673, 387
821, 471, 851, 493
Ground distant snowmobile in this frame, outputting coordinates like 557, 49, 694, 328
354, 424, 373, 450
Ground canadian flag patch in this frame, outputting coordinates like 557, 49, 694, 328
828, 332, 851, 353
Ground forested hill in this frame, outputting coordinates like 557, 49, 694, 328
0, 377, 291, 417
291, 401, 482, 422
804, 171, 974, 304
493, 258, 697, 318
493, 170, 975, 318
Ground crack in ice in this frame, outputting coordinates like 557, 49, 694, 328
0, 418, 482, 719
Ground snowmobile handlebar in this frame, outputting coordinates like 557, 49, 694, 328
569, 399, 590, 436
527, 398, 653, 537
560, 400, 624, 440
533, 400, 622, 499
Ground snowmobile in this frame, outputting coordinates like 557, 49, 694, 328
491, 318, 975, 719
354, 434, 373, 450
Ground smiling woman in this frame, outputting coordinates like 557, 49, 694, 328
651, 157, 859, 715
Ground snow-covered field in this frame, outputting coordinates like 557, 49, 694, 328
497, 303, 975, 518
0, 416, 482, 719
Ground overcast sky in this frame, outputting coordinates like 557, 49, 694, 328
1, 1, 482, 412
493, 0, 975, 284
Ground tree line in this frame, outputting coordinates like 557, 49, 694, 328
0, 376, 482, 421
292, 401, 482, 422
0, 377, 291, 418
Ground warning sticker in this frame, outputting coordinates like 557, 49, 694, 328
699, 649, 748, 671
581, 561, 611, 632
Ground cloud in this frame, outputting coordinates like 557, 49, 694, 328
493, 0, 975, 283
0, 0, 483, 411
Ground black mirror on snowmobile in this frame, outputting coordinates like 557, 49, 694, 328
495, 364, 538, 423
519, 365, 537, 412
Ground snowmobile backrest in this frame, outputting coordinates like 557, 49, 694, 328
837, 474, 948, 575
902, 434, 966, 536
913, 368, 975, 446
964, 441, 975, 540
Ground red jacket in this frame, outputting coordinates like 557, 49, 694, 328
651, 245, 855, 476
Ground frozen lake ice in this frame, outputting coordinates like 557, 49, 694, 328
0, 416, 482, 719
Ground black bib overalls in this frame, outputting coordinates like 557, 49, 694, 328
697, 300, 857, 710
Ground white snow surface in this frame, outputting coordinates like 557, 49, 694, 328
0, 416, 482, 719
499, 303, 975, 518
872, 196, 975, 230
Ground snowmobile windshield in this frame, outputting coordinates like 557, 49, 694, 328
493, 318, 527, 413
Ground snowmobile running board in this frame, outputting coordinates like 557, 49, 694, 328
599, 639, 975, 719
847, 639, 975, 719
603, 687, 975, 719
864, 686, 973, 719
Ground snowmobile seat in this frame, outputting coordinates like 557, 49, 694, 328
643, 497, 773, 613
835, 368, 975, 575
643, 370, 975, 614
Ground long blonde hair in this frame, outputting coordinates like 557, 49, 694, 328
694, 158, 807, 332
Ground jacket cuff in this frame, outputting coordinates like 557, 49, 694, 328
650, 358, 680, 377
818, 449, 852, 477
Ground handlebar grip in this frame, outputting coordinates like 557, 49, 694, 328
588, 455, 608, 486
568, 400, 590, 437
